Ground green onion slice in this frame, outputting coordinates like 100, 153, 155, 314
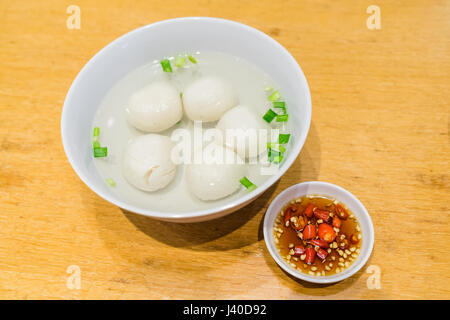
268, 148, 281, 161
174, 56, 186, 68
93, 140, 100, 149
273, 155, 284, 164
264, 85, 273, 92
240, 177, 257, 191
276, 114, 289, 122
268, 148, 284, 164
93, 147, 108, 158
263, 109, 277, 123
106, 178, 116, 187
278, 133, 291, 144
188, 55, 197, 64
160, 59, 173, 72
93, 127, 100, 140
273, 101, 286, 114
268, 90, 281, 102
267, 142, 286, 154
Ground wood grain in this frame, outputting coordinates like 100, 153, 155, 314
0, 0, 449, 299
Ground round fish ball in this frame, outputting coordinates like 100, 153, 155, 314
186, 145, 245, 201
123, 134, 176, 192
126, 81, 182, 132
216, 105, 270, 159
182, 76, 237, 122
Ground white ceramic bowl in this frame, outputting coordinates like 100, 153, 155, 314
61, 17, 311, 222
264, 181, 374, 283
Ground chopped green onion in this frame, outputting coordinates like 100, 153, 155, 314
93, 140, 100, 149
106, 178, 116, 187
273, 155, 284, 164
174, 56, 186, 68
263, 109, 277, 123
160, 59, 172, 72
276, 114, 289, 122
273, 101, 285, 108
180, 92, 183, 98
188, 55, 197, 64
240, 176, 257, 191
93, 147, 108, 158
93, 127, 100, 140
278, 133, 291, 144
268, 148, 281, 161
268, 148, 284, 164
267, 142, 286, 153
273, 101, 286, 114
268, 90, 281, 102
264, 85, 273, 92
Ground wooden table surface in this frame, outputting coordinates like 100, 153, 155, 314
0, 0, 449, 300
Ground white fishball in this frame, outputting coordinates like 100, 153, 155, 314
126, 81, 182, 132
186, 145, 245, 201
123, 134, 176, 192
182, 76, 237, 122
216, 105, 270, 159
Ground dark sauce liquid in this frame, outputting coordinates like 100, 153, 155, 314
273, 196, 362, 276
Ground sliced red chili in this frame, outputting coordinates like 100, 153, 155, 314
305, 247, 316, 264
335, 204, 349, 220
302, 225, 316, 240
308, 239, 329, 249
313, 208, 331, 222
317, 248, 328, 260
304, 203, 314, 218
293, 245, 306, 256
291, 215, 307, 231
318, 223, 336, 243
332, 216, 342, 228
284, 209, 291, 226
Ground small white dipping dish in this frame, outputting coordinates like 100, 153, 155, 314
263, 181, 374, 284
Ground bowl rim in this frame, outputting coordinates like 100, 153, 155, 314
263, 181, 375, 284
61, 17, 312, 220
